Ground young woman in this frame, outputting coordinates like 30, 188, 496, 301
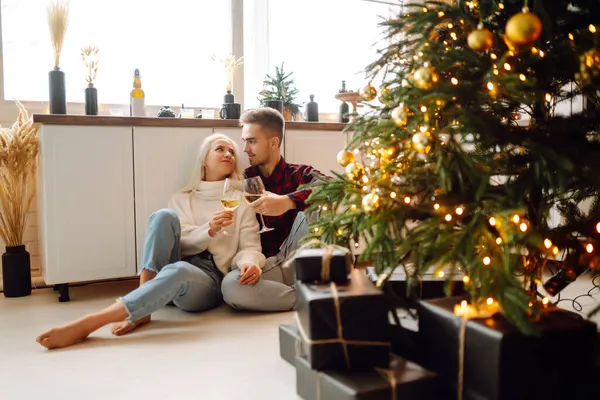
36, 133, 267, 349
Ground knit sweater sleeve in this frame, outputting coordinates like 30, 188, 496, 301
168, 193, 211, 255
231, 205, 266, 272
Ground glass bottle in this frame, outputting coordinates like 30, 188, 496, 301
130, 68, 145, 117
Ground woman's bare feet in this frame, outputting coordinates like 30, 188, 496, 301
36, 301, 129, 350
36, 320, 94, 349
111, 315, 151, 336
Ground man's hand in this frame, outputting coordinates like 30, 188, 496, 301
239, 264, 261, 285
249, 192, 295, 217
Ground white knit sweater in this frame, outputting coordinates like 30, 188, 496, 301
167, 180, 266, 275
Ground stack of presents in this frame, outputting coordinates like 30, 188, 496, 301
280, 245, 600, 399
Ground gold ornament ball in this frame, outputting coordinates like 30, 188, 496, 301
345, 162, 366, 182
412, 132, 432, 154
378, 87, 392, 105
336, 150, 355, 167
362, 191, 380, 214
412, 66, 439, 90
468, 28, 494, 52
360, 84, 377, 101
505, 9, 542, 49
391, 105, 409, 126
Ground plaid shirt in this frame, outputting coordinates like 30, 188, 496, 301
245, 157, 324, 258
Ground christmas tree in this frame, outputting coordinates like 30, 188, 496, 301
305, 0, 600, 332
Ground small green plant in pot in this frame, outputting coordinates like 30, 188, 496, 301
258, 63, 302, 121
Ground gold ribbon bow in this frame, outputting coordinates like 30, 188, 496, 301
284, 239, 354, 282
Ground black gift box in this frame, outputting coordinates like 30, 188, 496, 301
295, 247, 351, 284
296, 354, 438, 400
366, 266, 465, 305
296, 269, 391, 370
279, 323, 302, 366
418, 297, 598, 400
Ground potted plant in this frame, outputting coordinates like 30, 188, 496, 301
0, 101, 40, 297
46, 0, 70, 114
81, 45, 99, 115
258, 63, 302, 121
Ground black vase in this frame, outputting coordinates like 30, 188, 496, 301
264, 100, 283, 113
306, 94, 319, 122
49, 68, 67, 114
85, 86, 98, 116
2, 245, 32, 298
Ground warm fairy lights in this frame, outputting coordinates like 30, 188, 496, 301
512, 215, 520, 223
445, 214, 452, 222
586, 243, 594, 253
544, 239, 553, 249
455, 207, 464, 215
483, 256, 491, 265
489, 217, 497, 226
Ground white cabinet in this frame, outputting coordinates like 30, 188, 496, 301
36, 123, 343, 288
133, 127, 213, 266
37, 125, 136, 285
284, 130, 348, 176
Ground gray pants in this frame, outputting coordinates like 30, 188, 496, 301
221, 212, 308, 311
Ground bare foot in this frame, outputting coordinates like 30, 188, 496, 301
111, 315, 151, 336
36, 321, 92, 349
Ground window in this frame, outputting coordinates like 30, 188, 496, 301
1, 0, 399, 116
244, 0, 394, 114
1, 0, 231, 107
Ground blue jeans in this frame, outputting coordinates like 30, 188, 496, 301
119, 209, 224, 323
120, 208, 305, 323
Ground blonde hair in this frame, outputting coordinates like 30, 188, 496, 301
181, 133, 243, 193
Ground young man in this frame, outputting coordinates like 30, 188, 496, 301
240, 108, 325, 300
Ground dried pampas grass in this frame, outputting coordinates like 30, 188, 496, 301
81, 45, 99, 86
46, 0, 70, 69
0, 101, 40, 247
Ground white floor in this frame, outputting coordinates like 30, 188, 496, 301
1, 273, 598, 400
0, 280, 299, 400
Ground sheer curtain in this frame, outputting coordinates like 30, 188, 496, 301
244, 0, 394, 115
1, 0, 231, 107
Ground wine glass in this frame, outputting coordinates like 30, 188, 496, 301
220, 178, 242, 235
242, 176, 274, 233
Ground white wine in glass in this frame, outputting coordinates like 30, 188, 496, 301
243, 177, 274, 233
221, 178, 242, 235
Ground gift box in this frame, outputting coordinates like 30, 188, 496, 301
366, 266, 465, 306
418, 296, 598, 400
296, 353, 438, 400
388, 308, 421, 364
296, 269, 391, 370
294, 247, 352, 284
279, 323, 302, 366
